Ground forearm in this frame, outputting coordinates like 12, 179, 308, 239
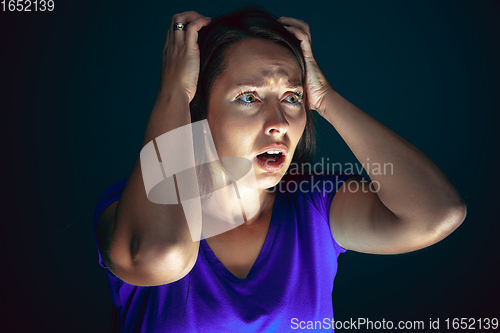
111, 90, 198, 273
143, 88, 192, 146
320, 89, 466, 225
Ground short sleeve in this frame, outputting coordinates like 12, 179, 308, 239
309, 171, 361, 254
93, 178, 128, 269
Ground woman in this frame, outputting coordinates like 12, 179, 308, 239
94, 7, 466, 332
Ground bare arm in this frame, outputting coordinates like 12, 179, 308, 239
278, 16, 466, 254
323, 90, 466, 254
96, 11, 211, 286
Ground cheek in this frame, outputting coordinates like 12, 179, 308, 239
208, 113, 253, 155
291, 110, 307, 142
207, 110, 227, 156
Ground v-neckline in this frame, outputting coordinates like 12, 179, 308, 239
200, 191, 281, 283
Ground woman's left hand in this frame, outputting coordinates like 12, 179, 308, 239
278, 16, 332, 116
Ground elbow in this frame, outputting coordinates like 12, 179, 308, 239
107, 240, 198, 286
428, 201, 467, 244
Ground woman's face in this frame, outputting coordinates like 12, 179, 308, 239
207, 38, 307, 190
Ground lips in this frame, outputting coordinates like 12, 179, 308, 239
255, 144, 288, 172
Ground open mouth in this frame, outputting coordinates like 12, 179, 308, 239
255, 150, 286, 172
256, 151, 283, 163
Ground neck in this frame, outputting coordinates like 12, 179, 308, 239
201, 161, 277, 227
239, 187, 276, 225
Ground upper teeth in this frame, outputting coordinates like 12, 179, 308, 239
267, 151, 281, 154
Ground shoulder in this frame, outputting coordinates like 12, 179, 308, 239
277, 171, 360, 198
275, 172, 360, 254
94, 178, 129, 269
275, 171, 360, 214
94, 178, 128, 230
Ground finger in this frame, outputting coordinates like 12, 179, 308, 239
278, 16, 312, 43
168, 11, 194, 49
169, 11, 206, 48
282, 25, 314, 60
185, 16, 212, 52
164, 12, 196, 53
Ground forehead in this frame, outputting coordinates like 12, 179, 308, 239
220, 38, 303, 89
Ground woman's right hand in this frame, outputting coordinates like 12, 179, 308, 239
157, 11, 211, 102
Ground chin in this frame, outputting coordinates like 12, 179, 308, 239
255, 171, 285, 190
254, 158, 294, 189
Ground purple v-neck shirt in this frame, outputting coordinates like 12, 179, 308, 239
94, 172, 356, 332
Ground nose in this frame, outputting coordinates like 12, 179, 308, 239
264, 103, 289, 137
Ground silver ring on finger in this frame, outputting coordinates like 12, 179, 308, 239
173, 22, 187, 31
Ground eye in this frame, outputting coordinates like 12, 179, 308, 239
284, 92, 303, 106
235, 90, 303, 107
236, 91, 260, 106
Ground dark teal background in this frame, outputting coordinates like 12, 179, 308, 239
1, 0, 499, 332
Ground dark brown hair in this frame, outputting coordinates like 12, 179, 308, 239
190, 6, 316, 194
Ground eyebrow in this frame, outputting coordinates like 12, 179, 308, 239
231, 80, 303, 89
